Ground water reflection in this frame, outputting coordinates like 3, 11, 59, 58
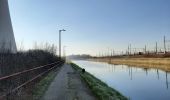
166, 72, 169, 89
111, 64, 170, 90
73, 60, 170, 100
157, 69, 159, 80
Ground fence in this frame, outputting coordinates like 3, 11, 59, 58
0, 61, 64, 100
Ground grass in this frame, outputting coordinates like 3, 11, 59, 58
92, 58, 170, 72
32, 69, 58, 100
70, 63, 128, 100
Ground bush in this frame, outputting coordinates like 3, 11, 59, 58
0, 49, 64, 98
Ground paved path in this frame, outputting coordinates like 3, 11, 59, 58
42, 64, 96, 100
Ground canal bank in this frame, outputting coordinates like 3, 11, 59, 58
70, 63, 128, 100
73, 60, 170, 100
91, 58, 170, 72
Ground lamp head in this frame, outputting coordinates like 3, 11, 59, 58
59, 29, 66, 32
62, 29, 66, 31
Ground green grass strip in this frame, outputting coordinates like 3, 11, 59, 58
70, 63, 128, 100
32, 70, 57, 100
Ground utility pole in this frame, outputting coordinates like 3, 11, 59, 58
129, 44, 131, 55
156, 42, 158, 54
128, 45, 129, 56
144, 45, 147, 54
164, 36, 166, 54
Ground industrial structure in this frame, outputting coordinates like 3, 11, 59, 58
0, 0, 17, 53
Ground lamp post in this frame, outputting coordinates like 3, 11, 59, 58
59, 29, 66, 58
63, 46, 67, 60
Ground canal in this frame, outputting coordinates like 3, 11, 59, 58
73, 60, 170, 100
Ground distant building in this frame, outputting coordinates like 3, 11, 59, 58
0, 0, 17, 53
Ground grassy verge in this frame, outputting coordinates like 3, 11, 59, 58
70, 63, 128, 100
92, 58, 170, 72
32, 69, 58, 100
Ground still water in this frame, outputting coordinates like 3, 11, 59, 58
73, 60, 170, 100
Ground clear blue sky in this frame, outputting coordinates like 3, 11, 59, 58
8, 0, 170, 55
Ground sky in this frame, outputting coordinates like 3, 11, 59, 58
8, 0, 170, 56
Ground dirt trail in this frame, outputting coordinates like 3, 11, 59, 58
42, 64, 96, 100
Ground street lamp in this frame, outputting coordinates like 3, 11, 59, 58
59, 29, 66, 58
63, 46, 67, 60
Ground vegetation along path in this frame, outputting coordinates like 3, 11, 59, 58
42, 64, 96, 100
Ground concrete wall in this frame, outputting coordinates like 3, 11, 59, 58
0, 0, 17, 53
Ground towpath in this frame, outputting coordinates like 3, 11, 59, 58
42, 64, 96, 100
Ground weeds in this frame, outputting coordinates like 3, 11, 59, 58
71, 63, 127, 100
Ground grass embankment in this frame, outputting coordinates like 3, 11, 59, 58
70, 63, 127, 100
32, 69, 58, 100
93, 58, 170, 72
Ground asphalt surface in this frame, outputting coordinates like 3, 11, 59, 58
42, 64, 96, 100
